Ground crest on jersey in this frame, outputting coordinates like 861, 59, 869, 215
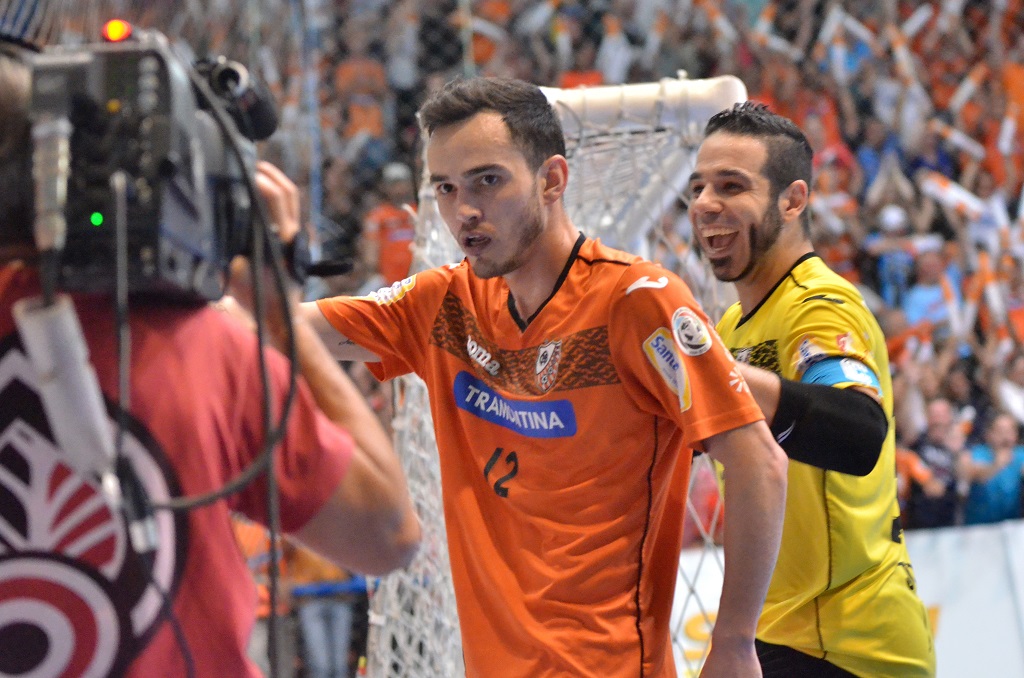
672, 307, 712, 357
535, 340, 562, 393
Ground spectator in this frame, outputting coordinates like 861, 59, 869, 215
333, 14, 394, 182
384, 0, 423, 157
993, 351, 1024, 429
863, 204, 941, 308
289, 542, 361, 678
855, 116, 903, 195
896, 444, 939, 519
311, 156, 368, 299
907, 128, 957, 180
961, 412, 1024, 525
233, 516, 299, 678
360, 161, 417, 286
558, 36, 603, 89
941, 357, 994, 447
902, 248, 962, 338
905, 398, 966, 529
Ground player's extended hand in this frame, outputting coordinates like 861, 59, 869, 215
699, 637, 762, 678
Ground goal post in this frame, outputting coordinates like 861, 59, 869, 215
367, 74, 746, 678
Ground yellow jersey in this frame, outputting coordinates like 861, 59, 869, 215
717, 254, 935, 678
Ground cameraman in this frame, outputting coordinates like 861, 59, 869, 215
0, 49, 419, 676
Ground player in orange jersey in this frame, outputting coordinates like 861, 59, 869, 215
304, 77, 788, 678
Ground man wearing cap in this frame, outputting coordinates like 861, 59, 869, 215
361, 162, 417, 285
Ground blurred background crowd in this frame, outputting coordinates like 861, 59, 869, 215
54, 0, 1024, 674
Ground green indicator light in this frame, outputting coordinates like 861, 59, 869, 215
90, 212, 104, 227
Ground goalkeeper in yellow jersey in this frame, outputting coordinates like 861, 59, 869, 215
687, 101, 936, 678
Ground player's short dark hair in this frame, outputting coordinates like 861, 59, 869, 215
704, 101, 813, 232
418, 77, 566, 172
0, 50, 33, 246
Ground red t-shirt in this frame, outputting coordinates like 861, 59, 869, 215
0, 265, 352, 677
316, 236, 763, 677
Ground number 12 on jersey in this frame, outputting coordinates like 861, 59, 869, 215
484, 447, 519, 497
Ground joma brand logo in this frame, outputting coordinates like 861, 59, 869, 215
467, 336, 500, 376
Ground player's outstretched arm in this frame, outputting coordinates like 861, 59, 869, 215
300, 300, 382, 363
701, 420, 787, 678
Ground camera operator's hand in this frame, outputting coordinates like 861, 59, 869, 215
223, 160, 304, 349
254, 160, 301, 246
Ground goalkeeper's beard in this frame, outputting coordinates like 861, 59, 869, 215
707, 201, 784, 283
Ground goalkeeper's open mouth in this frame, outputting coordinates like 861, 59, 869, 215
700, 227, 739, 256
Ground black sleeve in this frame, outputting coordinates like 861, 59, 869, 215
769, 378, 888, 476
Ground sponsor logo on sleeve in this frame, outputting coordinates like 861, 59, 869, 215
794, 336, 828, 374
466, 336, 501, 376
359, 275, 417, 306
643, 328, 692, 411
454, 372, 576, 438
671, 307, 712, 357
626, 275, 669, 295
836, 332, 853, 353
535, 340, 562, 393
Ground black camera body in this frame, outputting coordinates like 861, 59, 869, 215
30, 30, 261, 302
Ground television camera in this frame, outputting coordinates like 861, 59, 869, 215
29, 21, 279, 302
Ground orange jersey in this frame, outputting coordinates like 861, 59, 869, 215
316, 236, 763, 677
363, 202, 416, 284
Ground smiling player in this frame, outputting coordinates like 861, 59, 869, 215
688, 101, 935, 678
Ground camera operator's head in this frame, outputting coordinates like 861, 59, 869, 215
0, 49, 33, 250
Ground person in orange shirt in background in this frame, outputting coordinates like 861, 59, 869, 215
232, 516, 299, 678
361, 162, 417, 285
558, 37, 603, 89
333, 15, 394, 181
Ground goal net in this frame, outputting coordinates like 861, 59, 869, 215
367, 75, 746, 678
